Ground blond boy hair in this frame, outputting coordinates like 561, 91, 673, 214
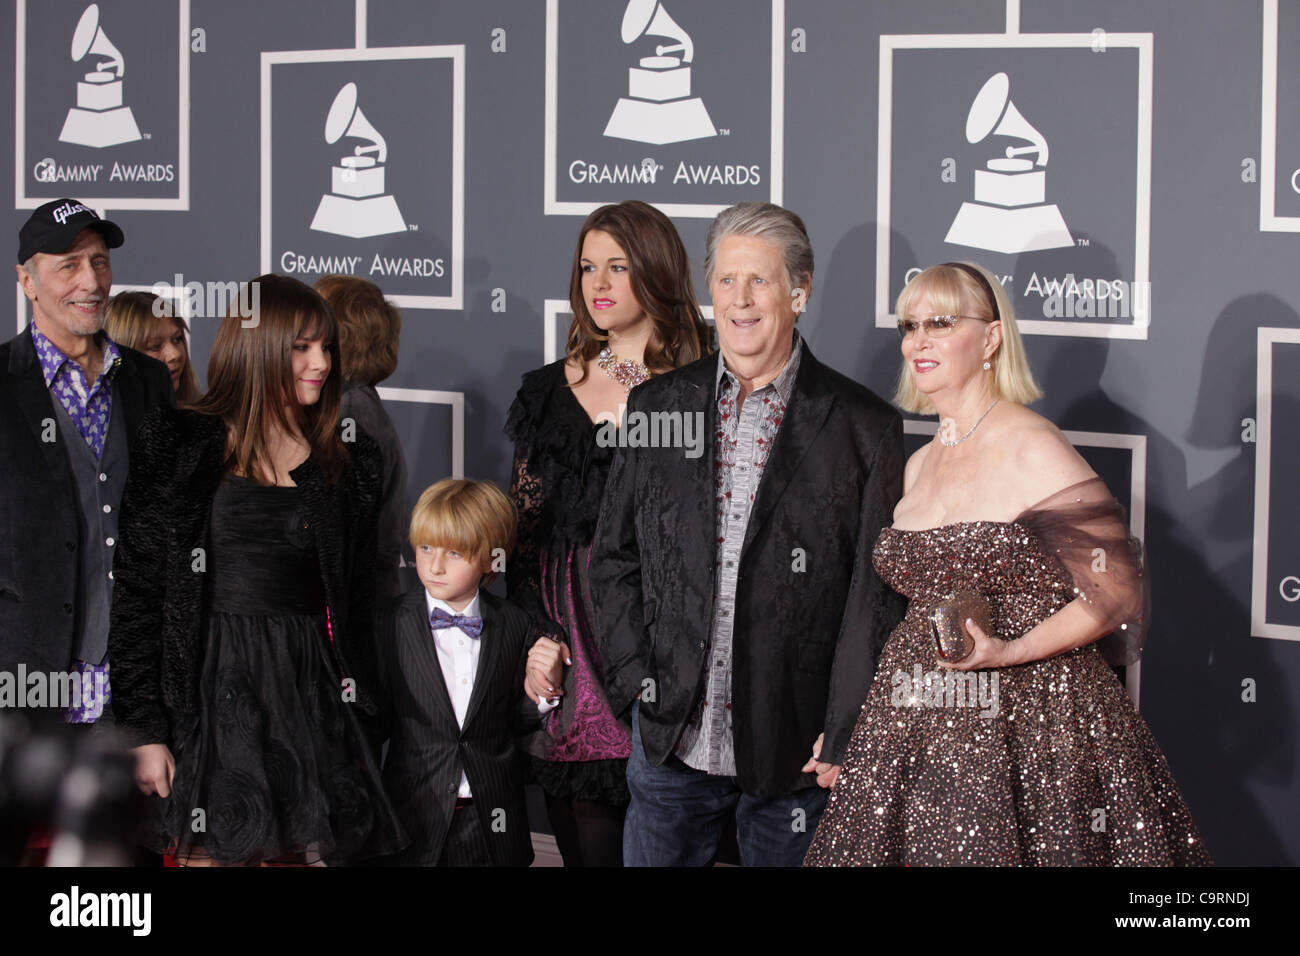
409, 478, 517, 575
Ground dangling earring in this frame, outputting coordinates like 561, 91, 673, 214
982, 360, 992, 370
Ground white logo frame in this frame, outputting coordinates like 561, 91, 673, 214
1260, 0, 1300, 232
876, 32, 1154, 340
14, 0, 191, 210
543, 0, 786, 218
1251, 327, 1300, 642
377, 386, 465, 482
260, 45, 465, 311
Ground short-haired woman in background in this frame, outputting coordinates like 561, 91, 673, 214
315, 274, 409, 602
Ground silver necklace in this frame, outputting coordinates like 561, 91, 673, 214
938, 399, 998, 447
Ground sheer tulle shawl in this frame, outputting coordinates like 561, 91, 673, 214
1014, 476, 1149, 666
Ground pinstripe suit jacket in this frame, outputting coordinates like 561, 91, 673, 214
374, 586, 542, 866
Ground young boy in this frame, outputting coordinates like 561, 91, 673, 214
373, 478, 564, 866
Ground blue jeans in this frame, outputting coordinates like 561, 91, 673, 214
624, 703, 828, 867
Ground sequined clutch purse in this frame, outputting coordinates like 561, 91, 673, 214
930, 589, 992, 663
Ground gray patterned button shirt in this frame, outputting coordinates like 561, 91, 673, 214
676, 331, 803, 775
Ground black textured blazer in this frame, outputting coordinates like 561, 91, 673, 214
591, 340, 906, 798
0, 327, 172, 679
373, 586, 542, 867
107, 406, 385, 747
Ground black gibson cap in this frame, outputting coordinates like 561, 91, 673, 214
17, 198, 125, 264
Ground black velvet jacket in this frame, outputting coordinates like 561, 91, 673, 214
591, 340, 906, 798
107, 406, 385, 747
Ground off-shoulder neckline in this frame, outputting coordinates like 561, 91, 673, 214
886, 519, 1030, 535
888, 476, 1105, 533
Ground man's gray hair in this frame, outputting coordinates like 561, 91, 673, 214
704, 202, 813, 291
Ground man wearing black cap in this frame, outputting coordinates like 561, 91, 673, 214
1, 198, 172, 726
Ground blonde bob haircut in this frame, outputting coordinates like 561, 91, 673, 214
409, 478, 517, 571
893, 261, 1042, 415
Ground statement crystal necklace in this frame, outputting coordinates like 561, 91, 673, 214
598, 345, 649, 392
938, 399, 998, 447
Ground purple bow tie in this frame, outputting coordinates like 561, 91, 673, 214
429, 605, 483, 638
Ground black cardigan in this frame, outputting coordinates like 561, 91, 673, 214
107, 406, 385, 747
0, 327, 173, 680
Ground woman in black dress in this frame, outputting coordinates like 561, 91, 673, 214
507, 200, 711, 866
109, 274, 405, 866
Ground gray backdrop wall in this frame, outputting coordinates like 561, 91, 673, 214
9, 0, 1299, 865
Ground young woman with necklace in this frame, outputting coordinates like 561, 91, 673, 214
505, 201, 711, 866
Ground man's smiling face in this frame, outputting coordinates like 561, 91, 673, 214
20, 228, 113, 340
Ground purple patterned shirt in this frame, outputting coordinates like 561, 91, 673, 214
30, 324, 122, 460
30, 324, 119, 723
676, 332, 802, 775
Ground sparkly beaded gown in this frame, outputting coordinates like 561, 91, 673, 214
804, 478, 1210, 866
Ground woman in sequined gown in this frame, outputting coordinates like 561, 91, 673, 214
506, 201, 712, 866
804, 263, 1210, 866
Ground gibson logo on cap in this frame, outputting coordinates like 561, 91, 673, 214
51, 201, 93, 225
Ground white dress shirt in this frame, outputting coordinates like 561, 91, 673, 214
424, 590, 555, 799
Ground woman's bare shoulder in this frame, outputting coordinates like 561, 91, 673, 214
1000, 407, 1096, 504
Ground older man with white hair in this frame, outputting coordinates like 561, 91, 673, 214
592, 201, 905, 866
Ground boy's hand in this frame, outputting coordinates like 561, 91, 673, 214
525, 636, 571, 703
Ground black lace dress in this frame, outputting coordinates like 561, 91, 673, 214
505, 361, 632, 805
150, 475, 406, 865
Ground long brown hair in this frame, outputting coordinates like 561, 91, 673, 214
104, 290, 202, 404
191, 274, 347, 483
565, 200, 711, 384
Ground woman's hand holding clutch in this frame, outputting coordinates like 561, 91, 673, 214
937, 617, 1024, 671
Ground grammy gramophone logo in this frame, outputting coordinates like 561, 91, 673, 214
58, 4, 142, 148
945, 72, 1073, 255
604, 0, 716, 146
310, 82, 407, 239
